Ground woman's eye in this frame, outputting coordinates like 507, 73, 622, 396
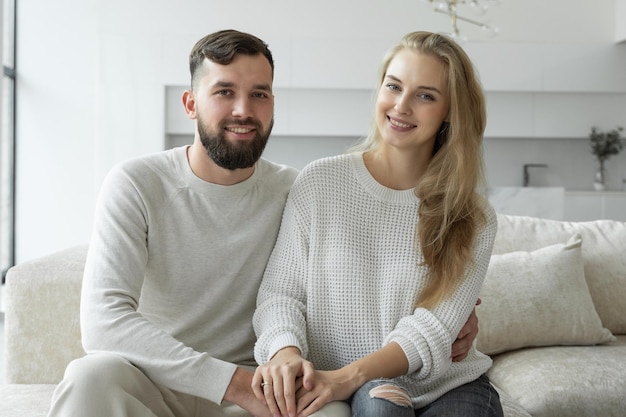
418, 93, 435, 101
385, 83, 400, 91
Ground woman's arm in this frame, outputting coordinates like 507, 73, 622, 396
291, 342, 408, 417
252, 175, 316, 417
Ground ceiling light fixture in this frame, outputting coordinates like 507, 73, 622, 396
421, 0, 501, 40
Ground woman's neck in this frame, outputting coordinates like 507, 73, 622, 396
363, 147, 431, 190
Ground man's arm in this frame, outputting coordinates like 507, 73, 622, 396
81, 162, 237, 404
224, 368, 272, 417
451, 299, 481, 362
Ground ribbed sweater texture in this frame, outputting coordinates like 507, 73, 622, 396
254, 152, 497, 407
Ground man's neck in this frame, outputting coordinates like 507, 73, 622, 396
186, 142, 255, 186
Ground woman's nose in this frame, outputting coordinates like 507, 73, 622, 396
394, 94, 411, 115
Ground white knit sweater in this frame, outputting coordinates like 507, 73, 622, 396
254, 152, 496, 407
80, 146, 298, 404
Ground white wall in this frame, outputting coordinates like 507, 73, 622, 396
0, 0, 3, 128
617, 0, 626, 42
15, 0, 626, 263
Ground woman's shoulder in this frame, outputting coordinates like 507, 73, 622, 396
482, 198, 497, 228
301, 153, 353, 174
289, 154, 356, 199
477, 197, 498, 243
295, 153, 354, 183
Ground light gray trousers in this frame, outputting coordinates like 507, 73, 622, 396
47, 353, 350, 417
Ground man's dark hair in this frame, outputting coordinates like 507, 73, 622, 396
189, 29, 274, 89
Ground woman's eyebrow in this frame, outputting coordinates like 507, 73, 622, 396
384, 74, 442, 94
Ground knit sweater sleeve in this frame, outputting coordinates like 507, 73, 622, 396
253, 174, 311, 364
80, 160, 236, 405
385, 204, 498, 381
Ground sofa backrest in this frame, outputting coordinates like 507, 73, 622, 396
5, 215, 625, 382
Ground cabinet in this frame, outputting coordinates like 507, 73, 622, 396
564, 191, 626, 221
489, 189, 626, 222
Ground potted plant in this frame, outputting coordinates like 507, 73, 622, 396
589, 126, 624, 191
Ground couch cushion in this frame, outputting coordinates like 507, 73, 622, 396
0, 383, 534, 417
5, 245, 88, 383
0, 384, 55, 417
487, 335, 626, 417
476, 234, 614, 355
493, 214, 626, 334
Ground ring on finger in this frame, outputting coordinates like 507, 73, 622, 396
261, 381, 273, 388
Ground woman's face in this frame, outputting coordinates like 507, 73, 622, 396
375, 49, 450, 154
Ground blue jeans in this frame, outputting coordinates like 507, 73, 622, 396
350, 374, 503, 417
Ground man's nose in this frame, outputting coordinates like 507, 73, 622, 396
232, 96, 253, 117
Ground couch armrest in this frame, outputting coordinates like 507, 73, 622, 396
4, 245, 88, 383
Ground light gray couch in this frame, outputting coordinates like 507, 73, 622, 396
2, 214, 626, 417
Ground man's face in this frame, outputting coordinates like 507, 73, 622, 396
192, 54, 274, 170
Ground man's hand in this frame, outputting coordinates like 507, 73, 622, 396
224, 368, 271, 417
252, 347, 314, 417
451, 299, 481, 362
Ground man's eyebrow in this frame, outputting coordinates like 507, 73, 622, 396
213, 81, 235, 89
384, 74, 443, 94
211, 81, 272, 91
253, 83, 272, 92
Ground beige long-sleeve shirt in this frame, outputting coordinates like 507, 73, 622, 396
81, 146, 298, 404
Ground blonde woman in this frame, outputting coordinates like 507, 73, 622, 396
252, 31, 502, 417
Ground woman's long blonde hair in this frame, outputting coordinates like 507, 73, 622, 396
352, 31, 488, 309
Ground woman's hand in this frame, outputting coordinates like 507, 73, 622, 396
252, 346, 315, 417
294, 369, 360, 417
293, 342, 406, 417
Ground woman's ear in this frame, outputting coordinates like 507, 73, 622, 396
182, 90, 197, 120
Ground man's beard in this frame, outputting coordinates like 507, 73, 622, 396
198, 117, 273, 170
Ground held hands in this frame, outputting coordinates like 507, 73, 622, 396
252, 347, 315, 417
285, 368, 359, 417
250, 300, 481, 416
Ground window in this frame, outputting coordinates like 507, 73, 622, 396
1, 0, 16, 282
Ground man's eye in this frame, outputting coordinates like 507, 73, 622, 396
217, 90, 232, 96
252, 92, 269, 99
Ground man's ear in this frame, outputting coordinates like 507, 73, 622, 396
182, 90, 197, 120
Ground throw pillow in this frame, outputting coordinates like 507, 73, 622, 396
476, 233, 615, 355
493, 214, 626, 335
